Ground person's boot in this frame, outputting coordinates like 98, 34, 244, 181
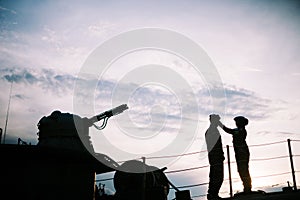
243, 187, 252, 194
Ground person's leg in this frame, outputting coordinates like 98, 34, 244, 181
237, 160, 252, 192
208, 163, 224, 199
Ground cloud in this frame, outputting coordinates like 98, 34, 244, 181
242, 67, 264, 72
224, 86, 274, 119
0, 6, 17, 14
196, 84, 277, 120
0, 5, 17, 30
256, 131, 299, 137
13, 94, 27, 100
88, 20, 116, 37
0, 67, 76, 95
1, 66, 278, 116
0, 67, 80, 144
0, 66, 285, 148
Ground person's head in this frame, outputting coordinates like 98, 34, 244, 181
209, 114, 220, 127
50, 110, 61, 118
234, 116, 248, 128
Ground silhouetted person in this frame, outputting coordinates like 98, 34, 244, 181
219, 116, 252, 193
99, 183, 106, 196
205, 114, 225, 200
95, 184, 101, 200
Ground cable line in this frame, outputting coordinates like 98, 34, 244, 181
170, 182, 209, 190
251, 155, 289, 162
291, 139, 300, 142
165, 165, 210, 174
146, 150, 208, 160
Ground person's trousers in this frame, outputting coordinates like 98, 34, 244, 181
237, 160, 252, 192
208, 162, 224, 196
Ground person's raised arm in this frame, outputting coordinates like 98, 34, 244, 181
218, 121, 235, 135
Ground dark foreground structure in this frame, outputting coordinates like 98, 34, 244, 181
0, 144, 185, 200
0, 108, 180, 200
231, 190, 300, 200
0, 144, 115, 200
1, 143, 299, 200
0, 109, 299, 200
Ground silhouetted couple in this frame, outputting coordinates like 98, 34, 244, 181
205, 114, 252, 200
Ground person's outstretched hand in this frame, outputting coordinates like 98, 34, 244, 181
217, 120, 224, 128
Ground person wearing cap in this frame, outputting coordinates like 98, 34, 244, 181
218, 116, 252, 193
205, 114, 225, 200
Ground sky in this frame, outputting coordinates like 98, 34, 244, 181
1, 0, 300, 199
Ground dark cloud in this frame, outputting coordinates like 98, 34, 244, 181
3, 70, 38, 85
13, 94, 26, 100
4, 74, 22, 82
24, 72, 38, 84
1, 67, 77, 94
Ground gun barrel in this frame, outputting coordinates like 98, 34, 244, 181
89, 104, 128, 124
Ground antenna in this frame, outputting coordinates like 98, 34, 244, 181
3, 81, 13, 144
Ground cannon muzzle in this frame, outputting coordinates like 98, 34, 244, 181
89, 104, 129, 130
